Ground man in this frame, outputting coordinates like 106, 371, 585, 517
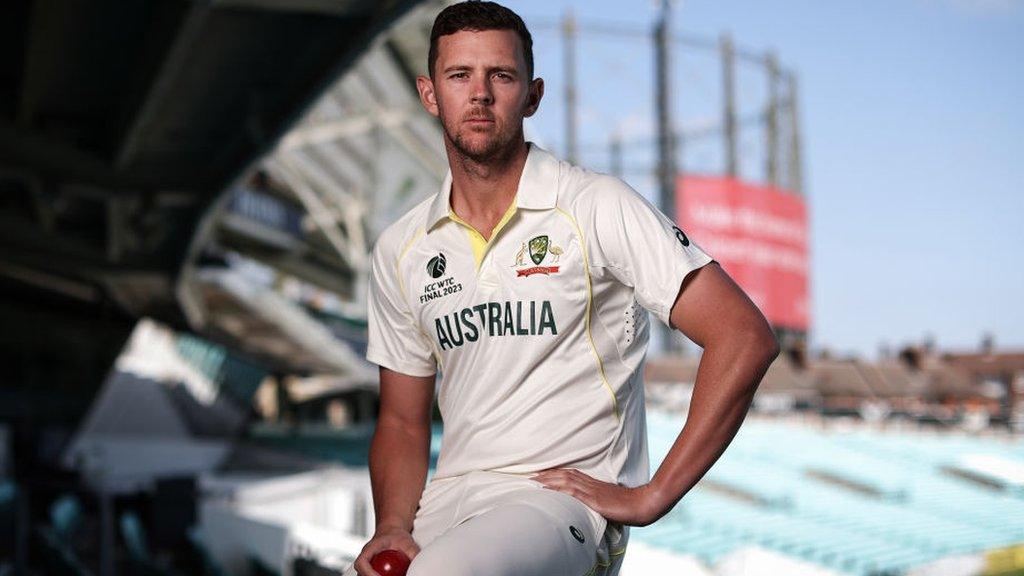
350, 2, 778, 574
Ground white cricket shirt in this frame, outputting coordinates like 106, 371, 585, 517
366, 144, 714, 486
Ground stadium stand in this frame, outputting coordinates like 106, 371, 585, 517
646, 347, 1022, 431
859, 361, 929, 406
812, 359, 878, 415
758, 353, 820, 402
636, 411, 1024, 575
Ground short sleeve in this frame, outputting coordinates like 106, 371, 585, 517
365, 239, 437, 377
581, 176, 714, 328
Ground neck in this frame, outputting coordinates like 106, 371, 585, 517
446, 139, 529, 219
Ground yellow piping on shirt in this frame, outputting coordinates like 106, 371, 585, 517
395, 228, 423, 300
395, 227, 444, 371
554, 207, 620, 422
581, 545, 627, 576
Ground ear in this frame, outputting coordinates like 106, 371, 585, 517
524, 77, 544, 118
416, 75, 440, 117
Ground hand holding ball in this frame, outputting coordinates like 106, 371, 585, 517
370, 550, 411, 576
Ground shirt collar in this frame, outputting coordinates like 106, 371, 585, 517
426, 142, 559, 232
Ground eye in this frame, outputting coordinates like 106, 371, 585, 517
494, 72, 513, 81
450, 72, 469, 80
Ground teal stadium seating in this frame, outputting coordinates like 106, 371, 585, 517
634, 412, 1024, 575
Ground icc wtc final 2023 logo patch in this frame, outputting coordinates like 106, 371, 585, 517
513, 235, 562, 277
421, 253, 462, 304
426, 253, 447, 278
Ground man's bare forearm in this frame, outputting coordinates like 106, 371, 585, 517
368, 420, 431, 533
647, 329, 778, 518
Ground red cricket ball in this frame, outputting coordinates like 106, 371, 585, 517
370, 549, 411, 576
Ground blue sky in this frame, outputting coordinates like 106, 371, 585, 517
501, 0, 1024, 358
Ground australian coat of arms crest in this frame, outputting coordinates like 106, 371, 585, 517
513, 235, 562, 277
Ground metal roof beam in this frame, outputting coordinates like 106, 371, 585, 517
276, 106, 418, 152
115, 4, 211, 171
264, 157, 357, 267
319, 86, 446, 177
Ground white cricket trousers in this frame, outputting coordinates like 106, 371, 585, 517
345, 470, 627, 576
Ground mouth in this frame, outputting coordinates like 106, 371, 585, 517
464, 111, 495, 123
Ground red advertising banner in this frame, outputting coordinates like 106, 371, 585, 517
677, 175, 810, 331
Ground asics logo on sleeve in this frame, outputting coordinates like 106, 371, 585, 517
672, 225, 690, 247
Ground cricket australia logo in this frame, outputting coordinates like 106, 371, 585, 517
513, 235, 563, 277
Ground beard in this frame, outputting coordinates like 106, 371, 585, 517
440, 106, 524, 165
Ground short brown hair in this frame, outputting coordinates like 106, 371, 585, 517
428, 1, 534, 79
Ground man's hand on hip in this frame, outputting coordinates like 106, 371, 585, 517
530, 468, 664, 527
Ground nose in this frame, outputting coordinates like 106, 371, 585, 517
470, 76, 493, 105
